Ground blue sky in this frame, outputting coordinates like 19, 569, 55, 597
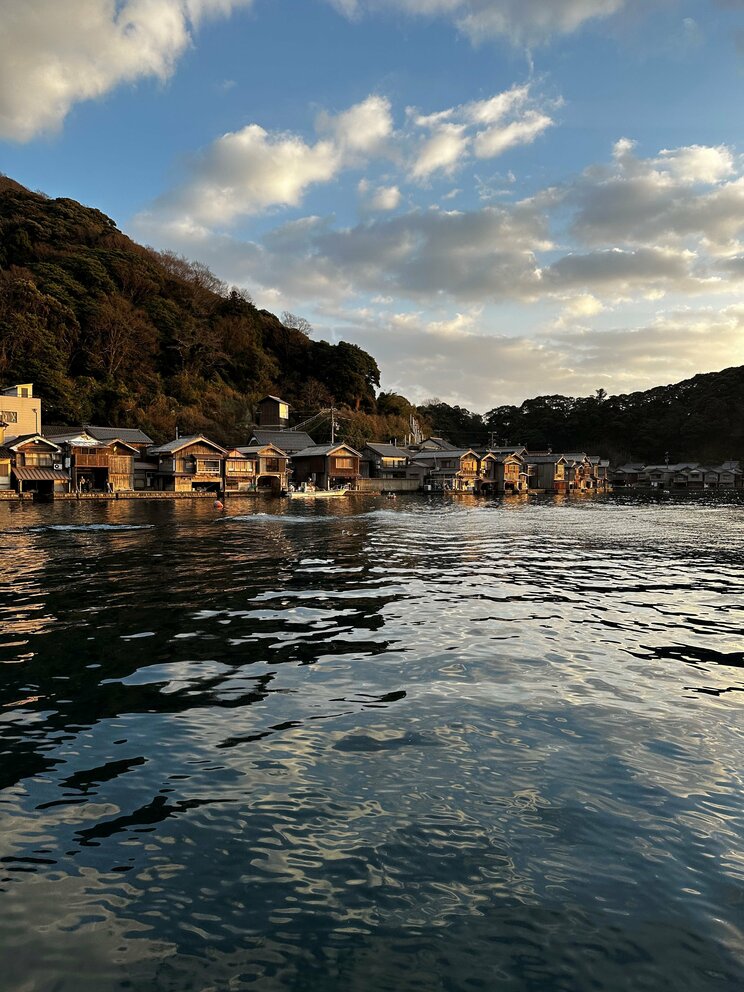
1, 0, 743, 410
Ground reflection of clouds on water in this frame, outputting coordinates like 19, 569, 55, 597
0, 494, 743, 990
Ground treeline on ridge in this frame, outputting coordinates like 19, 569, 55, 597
420, 368, 744, 464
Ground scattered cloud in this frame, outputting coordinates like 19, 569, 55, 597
330, 301, 744, 408
409, 83, 556, 179
0, 0, 254, 141
326, 1, 643, 45
137, 84, 554, 229
359, 180, 402, 211
562, 139, 744, 250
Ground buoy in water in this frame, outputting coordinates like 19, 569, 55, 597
213, 499, 224, 510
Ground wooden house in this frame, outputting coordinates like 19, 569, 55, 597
147, 436, 227, 492
224, 448, 257, 493
291, 443, 361, 490
6, 434, 69, 496
561, 453, 595, 491
256, 395, 290, 429
410, 449, 481, 492
705, 462, 742, 489
612, 463, 645, 487
479, 452, 527, 493
361, 443, 410, 479
524, 454, 568, 493
233, 443, 289, 493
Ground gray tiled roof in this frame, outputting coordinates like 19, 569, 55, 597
411, 449, 477, 461
364, 443, 410, 459
149, 435, 227, 455
293, 443, 362, 458
235, 444, 288, 457
85, 425, 154, 445
250, 429, 314, 453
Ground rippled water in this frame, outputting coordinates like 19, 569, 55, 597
1, 493, 743, 991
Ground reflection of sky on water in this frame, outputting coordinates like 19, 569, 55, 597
0, 494, 743, 991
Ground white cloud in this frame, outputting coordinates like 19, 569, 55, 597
145, 125, 341, 226
359, 181, 402, 211
316, 95, 393, 154
411, 123, 470, 178
328, 301, 744, 409
562, 140, 744, 251
137, 84, 555, 229
137, 95, 397, 227
409, 82, 555, 178
0, 0, 253, 141
326, 1, 638, 45
473, 110, 553, 158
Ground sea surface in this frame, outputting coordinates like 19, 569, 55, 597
1, 493, 743, 992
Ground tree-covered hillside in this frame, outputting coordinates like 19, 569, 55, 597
0, 177, 425, 445
422, 368, 744, 463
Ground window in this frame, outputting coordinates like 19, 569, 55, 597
264, 458, 281, 473
278, 403, 289, 420
0, 462, 9, 477
227, 459, 253, 474
24, 453, 53, 467
196, 459, 221, 474
20, 388, 30, 398
334, 457, 354, 470
0, 411, 18, 423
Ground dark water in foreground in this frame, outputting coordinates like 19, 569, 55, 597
0, 493, 742, 992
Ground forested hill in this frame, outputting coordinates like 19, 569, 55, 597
0, 176, 421, 445
421, 365, 744, 463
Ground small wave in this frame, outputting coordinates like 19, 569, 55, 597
29, 524, 154, 532
219, 513, 331, 525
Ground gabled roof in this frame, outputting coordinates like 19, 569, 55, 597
486, 446, 527, 457
148, 435, 227, 456
644, 463, 698, 472
615, 462, 645, 472
7, 434, 61, 452
249, 429, 314, 453
525, 453, 568, 464
293, 443, 362, 458
235, 443, 288, 458
417, 436, 457, 450
411, 448, 479, 462
84, 425, 154, 445
363, 443, 410, 459
482, 451, 524, 464
560, 451, 590, 461
258, 395, 288, 405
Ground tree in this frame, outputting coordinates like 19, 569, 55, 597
281, 311, 312, 336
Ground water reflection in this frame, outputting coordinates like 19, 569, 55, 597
0, 494, 743, 991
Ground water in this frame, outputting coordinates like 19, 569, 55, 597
1, 493, 743, 992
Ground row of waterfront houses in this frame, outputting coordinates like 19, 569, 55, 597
613, 461, 743, 490
0, 386, 610, 497
1, 385, 740, 497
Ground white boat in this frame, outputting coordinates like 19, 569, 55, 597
286, 486, 350, 499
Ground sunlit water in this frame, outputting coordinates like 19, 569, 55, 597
1, 493, 743, 992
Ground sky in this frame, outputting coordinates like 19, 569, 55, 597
1, 0, 744, 412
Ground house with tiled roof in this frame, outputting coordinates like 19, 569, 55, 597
291, 443, 362, 490
147, 435, 227, 493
